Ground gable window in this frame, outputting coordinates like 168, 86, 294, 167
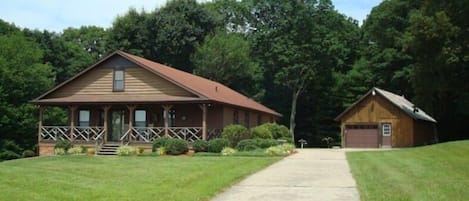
382, 123, 391, 136
78, 110, 90, 127
233, 111, 239, 124
244, 112, 250, 127
135, 110, 146, 127
113, 70, 124, 91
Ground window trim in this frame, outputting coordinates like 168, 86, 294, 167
113, 69, 125, 92
382, 123, 392, 136
134, 109, 147, 127
78, 110, 91, 127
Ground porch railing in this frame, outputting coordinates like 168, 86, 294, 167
41, 126, 71, 141
168, 127, 202, 142
73, 127, 105, 142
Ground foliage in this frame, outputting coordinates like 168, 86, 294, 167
0, 155, 279, 201
22, 150, 35, 158
208, 138, 230, 153
347, 140, 469, 200
152, 137, 170, 152
265, 144, 295, 156
68, 147, 83, 155
0, 150, 21, 160
192, 140, 209, 152
236, 139, 259, 151
221, 147, 237, 156
80, 146, 88, 153
156, 147, 167, 156
165, 138, 189, 155
54, 148, 66, 155
137, 147, 145, 155
262, 123, 291, 139
255, 139, 280, 149
221, 124, 250, 147
54, 140, 72, 151
86, 148, 95, 155
116, 146, 136, 156
250, 125, 273, 139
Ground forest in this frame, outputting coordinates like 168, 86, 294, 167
0, 0, 468, 159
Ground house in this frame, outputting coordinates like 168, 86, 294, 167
335, 87, 437, 148
32, 51, 280, 155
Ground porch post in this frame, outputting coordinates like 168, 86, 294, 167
37, 106, 45, 144
199, 104, 207, 140
103, 105, 111, 143
162, 105, 173, 137
127, 105, 136, 142
69, 105, 77, 141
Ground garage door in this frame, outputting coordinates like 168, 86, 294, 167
345, 125, 379, 148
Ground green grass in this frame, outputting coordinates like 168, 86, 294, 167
0, 155, 280, 201
347, 140, 469, 201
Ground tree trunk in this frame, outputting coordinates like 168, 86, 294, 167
290, 90, 300, 143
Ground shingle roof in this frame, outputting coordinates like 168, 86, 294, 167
33, 51, 281, 116
335, 87, 436, 123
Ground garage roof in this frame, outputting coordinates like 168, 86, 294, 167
335, 87, 437, 123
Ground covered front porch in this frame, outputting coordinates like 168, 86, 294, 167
38, 103, 222, 145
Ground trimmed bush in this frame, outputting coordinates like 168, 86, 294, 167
156, 147, 166, 156
236, 139, 260, 151
251, 125, 273, 139
55, 140, 72, 151
0, 150, 21, 160
54, 148, 66, 155
263, 123, 291, 139
137, 147, 145, 155
152, 137, 170, 152
208, 138, 230, 153
165, 138, 188, 155
192, 140, 209, 152
68, 147, 83, 155
117, 146, 136, 156
87, 148, 95, 155
256, 139, 280, 148
80, 146, 88, 153
265, 143, 296, 156
221, 124, 250, 147
22, 150, 35, 158
221, 147, 237, 156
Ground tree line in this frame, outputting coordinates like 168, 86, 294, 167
0, 0, 467, 159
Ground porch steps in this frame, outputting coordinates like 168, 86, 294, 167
97, 144, 121, 156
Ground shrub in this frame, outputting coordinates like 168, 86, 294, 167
263, 123, 291, 139
157, 147, 167, 156
22, 150, 35, 158
117, 146, 136, 156
236, 139, 260, 151
256, 139, 280, 149
221, 147, 237, 156
251, 125, 273, 139
165, 138, 188, 155
0, 150, 21, 160
152, 137, 170, 152
277, 136, 293, 143
54, 148, 66, 155
208, 138, 230, 153
265, 143, 296, 156
87, 148, 95, 155
80, 146, 88, 153
55, 140, 72, 151
137, 147, 145, 155
192, 140, 209, 152
280, 143, 296, 153
221, 124, 250, 147
68, 147, 83, 155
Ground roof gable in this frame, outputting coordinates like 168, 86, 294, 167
335, 87, 436, 123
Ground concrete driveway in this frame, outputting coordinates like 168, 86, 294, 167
211, 149, 359, 201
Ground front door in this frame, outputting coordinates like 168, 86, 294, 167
109, 110, 125, 142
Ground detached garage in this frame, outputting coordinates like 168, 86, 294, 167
335, 87, 437, 148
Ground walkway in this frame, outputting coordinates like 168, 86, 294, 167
211, 149, 360, 201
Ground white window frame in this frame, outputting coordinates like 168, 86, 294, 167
113, 70, 124, 91
78, 110, 90, 127
382, 123, 392, 136
134, 110, 146, 127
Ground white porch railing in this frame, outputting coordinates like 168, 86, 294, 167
128, 127, 165, 142
73, 127, 105, 142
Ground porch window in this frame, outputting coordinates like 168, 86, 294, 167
244, 112, 250, 127
233, 111, 239, 124
169, 110, 176, 127
78, 110, 90, 127
382, 123, 391, 136
135, 110, 146, 127
113, 70, 124, 91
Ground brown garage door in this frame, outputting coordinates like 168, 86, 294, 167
345, 125, 379, 148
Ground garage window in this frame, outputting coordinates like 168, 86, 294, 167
382, 123, 391, 136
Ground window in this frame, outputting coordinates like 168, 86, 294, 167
257, 114, 262, 125
135, 110, 146, 127
382, 123, 391, 136
168, 110, 176, 127
78, 110, 90, 127
244, 112, 250, 127
233, 111, 239, 124
113, 70, 124, 91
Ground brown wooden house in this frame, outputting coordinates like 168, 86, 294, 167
335, 87, 437, 148
32, 51, 280, 155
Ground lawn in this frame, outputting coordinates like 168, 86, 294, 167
0, 155, 280, 201
347, 140, 469, 201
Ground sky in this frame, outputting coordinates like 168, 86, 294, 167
0, 0, 382, 32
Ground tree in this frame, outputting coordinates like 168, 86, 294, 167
192, 31, 263, 99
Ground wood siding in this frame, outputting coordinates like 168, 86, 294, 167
340, 94, 414, 147
46, 65, 194, 99
413, 120, 435, 146
222, 106, 275, 128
